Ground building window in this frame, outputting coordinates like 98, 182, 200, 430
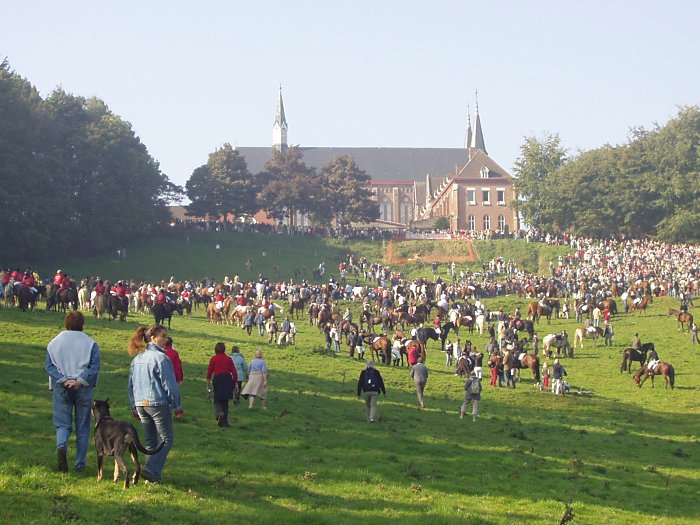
497, 189, 506, 205
483, 214, 491, 230
468, 214, 475, 231
482, 189, 490, 204
380, 198, 393, 222
399, 198, 413, 224
466, 188, 475, 205
498, 214, 505, 231
294, 210, 310, 228
480, 166, 489, 178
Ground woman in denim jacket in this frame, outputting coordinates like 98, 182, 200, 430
127, 324, 181, 483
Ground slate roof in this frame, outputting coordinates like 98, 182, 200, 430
235, 146, 470, 182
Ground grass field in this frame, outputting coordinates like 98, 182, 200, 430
1, 286, 699, 524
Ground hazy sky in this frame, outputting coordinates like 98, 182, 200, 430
3, 1, 698, 188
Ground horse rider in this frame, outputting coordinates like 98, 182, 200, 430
53, 269, 65, 288
630, 332, 642, 351
21, 270, 38, 296
646, 345, 660, 374
156, 289, 168, 305
94, 279, 106, 296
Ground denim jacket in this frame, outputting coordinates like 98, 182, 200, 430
128, 343, 181, 411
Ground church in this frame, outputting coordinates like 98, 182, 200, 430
236, 88, 519, 233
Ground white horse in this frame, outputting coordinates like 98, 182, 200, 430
474, 314, 485, 334
78, 287, 91, 311
543, 332, 572, 358
573, 326, 603, 350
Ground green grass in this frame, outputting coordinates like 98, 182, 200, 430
23, 231, 568, 284
1, 292, 699, 524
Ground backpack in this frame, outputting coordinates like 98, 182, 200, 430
467, 377, 482, 395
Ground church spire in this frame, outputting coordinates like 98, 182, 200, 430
470, 91, 486, 154
273, 85, 288, 150
464, 106, 472, 149
425, 173, 432, 205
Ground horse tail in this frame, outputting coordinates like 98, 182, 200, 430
620, 351, 628, 372
668, 365, 675, 389
534, 358, 540, 383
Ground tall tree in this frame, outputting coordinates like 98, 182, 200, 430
257, 146, 321, 223
512, 133, 567, 230
186, 144, 256, 220
320, 155, 378, 227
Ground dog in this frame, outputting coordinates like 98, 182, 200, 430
92, 399, 164, 488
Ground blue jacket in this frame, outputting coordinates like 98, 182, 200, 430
128, 343, 181, 411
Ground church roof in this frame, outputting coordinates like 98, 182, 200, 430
236, 146, 469, 182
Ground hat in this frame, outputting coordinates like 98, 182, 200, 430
366, 360, 375, 368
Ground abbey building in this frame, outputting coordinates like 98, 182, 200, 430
237, 88, 519, 233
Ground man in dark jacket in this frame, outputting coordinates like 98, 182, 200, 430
357, 361, 386, 423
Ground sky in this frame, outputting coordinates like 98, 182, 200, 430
3, 1, 699, 189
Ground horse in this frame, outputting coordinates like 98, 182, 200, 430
634, 361, 675, 389
455, 315, 475, 334
511, 318, 535, 339
403, 339, 426, 367
17, 287, 37, 312
153, 302, 183, 330
365, 335, 392, 365
423, 322, 454, 350
528, 301, 553, 324
518, 353, 541, 385
341, 321, 358, 344
93, 294, 107, 319
360, 310, 385, 333
573, 326, 604, 350
78, 287, 91, 311
207, 302, 222, 324
598, 298, 618, 315
542, 331, 572, 358
289, 298, 306, 319
668, 308, 693, 333
58, 287, 79, 312
620, 342, 654, 373
107, 295, 128, 322
4, 278, 16, 308
629, 295, 652, 315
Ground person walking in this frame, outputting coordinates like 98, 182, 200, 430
691, 323, 699, 345
230, 346, 249, 405
356, 360, 386, 423
460, 370, 482, 422
254, 310, 265, 337
46, 311, 100, 472
127, 324, 181, 483
164, 336, 184, 420
241, 350, 269, 409
603, 321, 614, 346
206, 342, 238, 428
266, 316, 278, 344
410, 357, 429, 409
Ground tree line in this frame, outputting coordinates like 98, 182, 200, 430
0, 60, 180, 261
185, 144, 379, 228
513, 106, 700, 242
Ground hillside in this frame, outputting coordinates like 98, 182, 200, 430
23, 231, 571, 283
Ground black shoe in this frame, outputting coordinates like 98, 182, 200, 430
57, 447, 68, 472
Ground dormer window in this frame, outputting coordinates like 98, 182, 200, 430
480, 166, 489, 179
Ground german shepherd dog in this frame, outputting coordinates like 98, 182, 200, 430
92, 399, 164, 488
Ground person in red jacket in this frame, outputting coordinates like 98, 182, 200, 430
206, 342, 238, 427
113, 281, 127, 297
53, 270, 64, 287
164, 336, 184, 420
22, 271, 37, 295
94, 280, 105, 295
156, 289, 167, 305
236, 294, 246, 307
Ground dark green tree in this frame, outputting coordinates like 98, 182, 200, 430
320, 155, 379, 228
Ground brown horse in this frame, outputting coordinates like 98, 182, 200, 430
598, 298, 618, 315
519, 353, 541, 384
360, 310, 385, 333
404, 339, 426, 366
620, 343, 654, 373
365, 335, 392, 365
528, 301, 553, 324
634, 362, 675, 389
629, 295, 652, 315
668, 308, 693, 332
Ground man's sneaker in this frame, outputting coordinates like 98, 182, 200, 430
57, 447, 68, 472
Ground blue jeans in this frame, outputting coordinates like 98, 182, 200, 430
52, 384, 93, 469
137, 405, 174, 481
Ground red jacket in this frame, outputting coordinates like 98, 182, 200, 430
94, 283, 105, 295
114, 285, 126, 297
11, 270, 22, 282
207, 353, 238, 382
156, 292, 167, 305
53, 273, 63, 286
22, 275, 36, 288
165, 345, 184, 383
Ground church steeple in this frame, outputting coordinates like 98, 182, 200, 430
272, 85, 288, 150
470, 92, 487, 154
464, 106, 473, 150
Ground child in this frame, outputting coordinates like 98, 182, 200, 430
542, 359, 550, 391
164, 337, 184, 420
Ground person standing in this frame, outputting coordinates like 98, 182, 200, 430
254, 310, 266, 337
241, 350, 269, 409
127, 324, 181, 483
551, 358, 567, 395
603, 321, 614, 346
230, 346, 249, 405
207, 342, 238, 427
242, 310, 254, 336
164, 337, 184, 420
691, 323, 699, 345
266, 316, 278, 344
356, 361, 386, 423
460, 370, 482, 422
46, 311, 100, 472
410, 357, 429, 409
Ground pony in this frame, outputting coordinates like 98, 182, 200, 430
289, 298, 306, 319
620, 342, 654, 373
633, 361, 675, 389
629, 295, 652, 315
78, 286, 91, 311
364, 335, 392, 365
109, 295, 129, 322
668, 308, 693, 333
17, 287, 37, 312
542, 331, 572, 358
93, 294, 107, 319
573, 326, 604, 350
58, 287, 79, 313
153, 302, 183, 330
341, 321, 358, 344
207, 302, 222, 324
